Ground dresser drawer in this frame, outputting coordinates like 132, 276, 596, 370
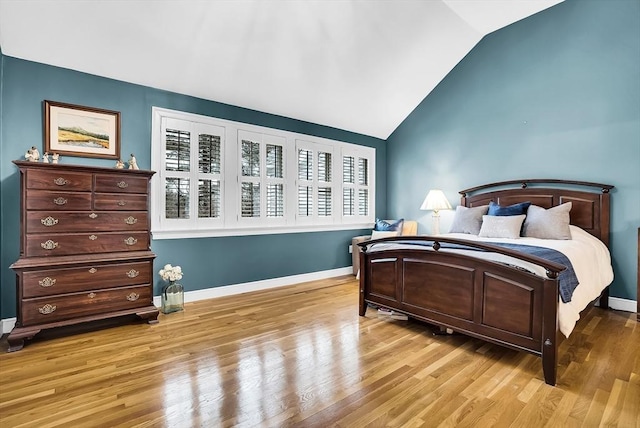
26, 169, 92, 191
26, 211, 149, 233
21, 285, 152, 326
26, 190, 92, 210
26, 232, 150, 256
22, 262, 152, 298
94, 174, 149, 194
94, 193, 148, 211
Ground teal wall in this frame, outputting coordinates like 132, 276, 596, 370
387, 0, 640, 301
0, 54, 386, 318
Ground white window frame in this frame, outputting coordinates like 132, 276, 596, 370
151, 107, 375, 239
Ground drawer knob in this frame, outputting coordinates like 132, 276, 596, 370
38, 304, 57, 315
89, 234, 98, 240
117, 200, 127, 206
117, 181, 129, 189
124, 216, 138, 225
124, 237, 138, 246
88, 292, 97, 299
53, 197, 67, 206
89, 213, 98, 219
88, 268, 98, 274
40, 240, 59, 250
126, 292, 140, 301
126, 269, 140, 278
41, 216, 59, 227
53, 177, 69, 186
38, 277, 56, 287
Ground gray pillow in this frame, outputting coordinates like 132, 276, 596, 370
522, 202, 572, 239
478, 214, 526, 239
449, 205, 489, 235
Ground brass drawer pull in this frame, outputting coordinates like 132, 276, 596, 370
53, 177, 69, 186
89, 268, 97, 274
117, 181, 129, 189
41, 240, 59, 250
117, 200, 126, 206
53, 197, 67, 205
88, 292, 96, 299
124, 216, 137, 225
124, 237, 138, 246
89, 234, 98, 240
126, 269, 140, 278
126, 292, 139, 301
41, 216, 59, 227
39, 277, 56, 287
38, 304, 57, 315
89, 213, 98, 219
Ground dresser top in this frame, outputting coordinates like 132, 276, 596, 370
13, 160, 155, 177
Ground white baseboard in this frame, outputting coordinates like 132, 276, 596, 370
3, 270, 635, 334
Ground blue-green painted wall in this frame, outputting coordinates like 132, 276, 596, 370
0, 55, 386, 319
387, 0, 640, 301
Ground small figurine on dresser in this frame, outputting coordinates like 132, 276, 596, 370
52, 153, 60, 164
128, 153, 139, 170
115, 159, 125, 169
42, 152, 50, 163
25, 146, 40, 162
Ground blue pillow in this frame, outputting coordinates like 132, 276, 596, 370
488, 201, 531, 216
374, 218, 404, 232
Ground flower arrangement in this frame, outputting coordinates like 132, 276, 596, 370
159, 264, 183, 282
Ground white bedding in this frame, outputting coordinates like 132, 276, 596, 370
367, 225, 614, 337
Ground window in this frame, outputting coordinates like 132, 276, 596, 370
151, 107, 375, 238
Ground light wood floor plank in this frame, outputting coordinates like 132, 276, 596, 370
1, 276, 638, 427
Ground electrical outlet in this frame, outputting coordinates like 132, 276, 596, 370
348, 245, 352, 254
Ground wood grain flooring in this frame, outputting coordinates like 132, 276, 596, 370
0, 275, 638, 427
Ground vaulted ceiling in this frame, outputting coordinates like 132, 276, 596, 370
0, 0, 563, 139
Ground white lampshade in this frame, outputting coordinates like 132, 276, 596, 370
420, 189, 452, 212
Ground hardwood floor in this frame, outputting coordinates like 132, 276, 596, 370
1, 276, 638, 427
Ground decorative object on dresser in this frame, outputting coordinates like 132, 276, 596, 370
8, 160, 158, 352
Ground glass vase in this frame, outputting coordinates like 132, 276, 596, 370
161, 281, 184, 314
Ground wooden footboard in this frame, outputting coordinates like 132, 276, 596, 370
358, 237, 565, 385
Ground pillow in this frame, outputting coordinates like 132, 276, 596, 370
448, 205, 489, 235
522, 202, 572, 239
488, 201, 531, 216
374, 218, 404, 234
371, 230, 400, 240
478, 214, 526, 239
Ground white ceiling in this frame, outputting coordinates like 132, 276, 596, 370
0, 0, 562, 139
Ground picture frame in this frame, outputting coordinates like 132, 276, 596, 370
44, 100, 121, 160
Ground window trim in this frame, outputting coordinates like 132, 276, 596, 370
151, 107, 375, 239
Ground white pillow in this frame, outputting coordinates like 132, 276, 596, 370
478, 214, 526, 239
522, 202, 572, 239
449, 205, 489, 235
371, 230, 399, 240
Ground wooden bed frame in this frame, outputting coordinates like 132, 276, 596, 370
357, 179, 613, 386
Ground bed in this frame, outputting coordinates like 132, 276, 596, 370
357, 179, 614, 386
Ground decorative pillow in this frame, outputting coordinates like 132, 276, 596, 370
448, 205, 489, 235
478, 214, 526, 239
523, 202, 572, 239
488, 201, 531, 216
371, 230, 400, 240
374, 218, 404, 234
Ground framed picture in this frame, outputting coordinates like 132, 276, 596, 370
44, 100, 121, 160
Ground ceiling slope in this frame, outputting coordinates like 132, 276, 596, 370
0, 0, 562, 139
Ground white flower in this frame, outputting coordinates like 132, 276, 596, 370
159, 264, 184, 282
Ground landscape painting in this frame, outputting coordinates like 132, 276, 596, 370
45, 100, 121, 159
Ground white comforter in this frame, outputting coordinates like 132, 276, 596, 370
368, 225, 614, 337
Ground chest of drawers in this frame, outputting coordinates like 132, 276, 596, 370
8, 161, 159, 351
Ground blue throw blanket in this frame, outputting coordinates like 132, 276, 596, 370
489, 243, 579, 303
376, 240, 579, 303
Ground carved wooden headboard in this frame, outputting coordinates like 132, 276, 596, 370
459, 179, 614, 247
